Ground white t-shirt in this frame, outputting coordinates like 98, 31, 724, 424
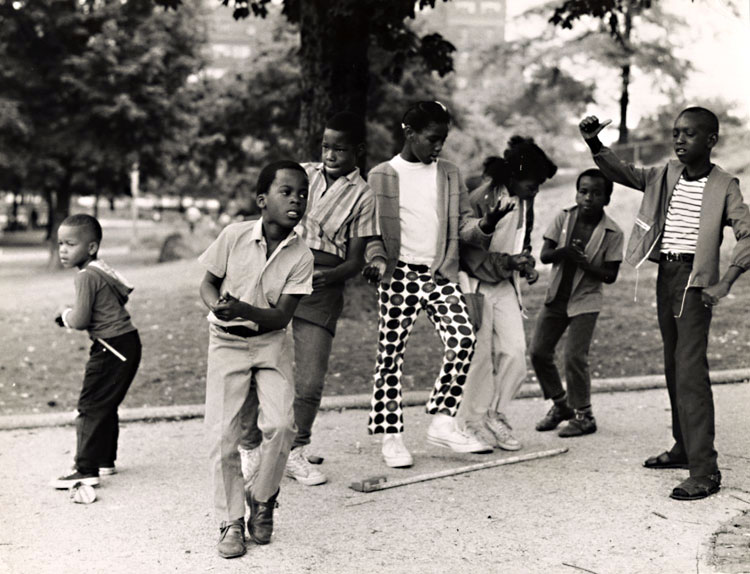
389, 154, 439, 266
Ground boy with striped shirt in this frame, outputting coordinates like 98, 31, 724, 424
579, 107, 750, 500
239, 112, 380, 487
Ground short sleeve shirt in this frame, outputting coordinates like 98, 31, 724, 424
543, 207, 624, 316
198, 218, 314, 330
296, 163, 380, 259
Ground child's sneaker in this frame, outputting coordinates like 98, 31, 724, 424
238, 445, 260, 489
558, 410, 597, 437
49, 470, 100, 489
99, 466, 117, 476
427, 413, 493, 454
484, 412, 522, 451
535, 403, 575, 431
285, 446, 327, 486
382, 433, 413, 468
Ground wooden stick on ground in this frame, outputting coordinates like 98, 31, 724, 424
349, 447, 569, 493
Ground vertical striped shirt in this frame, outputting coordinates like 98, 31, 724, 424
296, 162, 380, 259
660, 174, 707, 254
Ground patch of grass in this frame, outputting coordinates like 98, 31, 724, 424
2, 180, 750, 416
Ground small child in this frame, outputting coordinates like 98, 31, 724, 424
580, 108, 750, 500
50, 214, 142, 489
363, 101, 510, 468
530, 169, 623, 437
198, 161, 314, 558
237, 111, 379, 487
457, 137, 557, 451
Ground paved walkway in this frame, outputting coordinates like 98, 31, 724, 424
1, 383, 749, 574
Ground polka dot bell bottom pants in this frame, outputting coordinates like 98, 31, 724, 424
368, 261, 477, 434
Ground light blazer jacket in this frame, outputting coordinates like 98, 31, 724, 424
593, 146, 750, 288
364, 158, 490, 283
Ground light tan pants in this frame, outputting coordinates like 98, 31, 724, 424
457, 280, 527, 425
205, 326, 296, 523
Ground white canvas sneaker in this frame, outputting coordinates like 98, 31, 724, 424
484, 412, 522, 451
238, 444, 261, 489
285, 446, 327, 486
382, 433, 413, 468
427, 413, 493, 453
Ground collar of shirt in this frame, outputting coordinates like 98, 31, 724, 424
249, 216, 300, 264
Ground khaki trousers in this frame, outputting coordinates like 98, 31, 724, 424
205, 325, 296, 523
457, 280, 527, 425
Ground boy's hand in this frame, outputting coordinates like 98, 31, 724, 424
312, 269, 330, 289
508, 253, 533, 271
702, 282, 730, 307
579, 116, 612, 140
557, 242, 587, 265
212, 292, 248, 321
521, 266, 539, 285
362, 257, 387, 284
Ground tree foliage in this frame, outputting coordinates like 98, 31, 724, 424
0, 0, 206, 263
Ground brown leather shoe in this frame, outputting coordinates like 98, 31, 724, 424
535, 403, 575, 431
217, 519, 246, 559
247, 489, 279, 545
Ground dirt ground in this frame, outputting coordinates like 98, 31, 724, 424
1, 385, 749, 574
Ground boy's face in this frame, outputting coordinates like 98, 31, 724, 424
257, 169, 308, 230
576, 176, 610, 218
673, 112, 717, 166
507, 177, 540, 200
58, 224, 98, 269
406, 122, 448, 164
321, 128, 360, 179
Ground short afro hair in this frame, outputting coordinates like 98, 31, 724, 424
256, 160, 307, 197
325, 111, 366, 145
576, 168, 613, 197
678, 107, 719, 135
60, 213, 102, 243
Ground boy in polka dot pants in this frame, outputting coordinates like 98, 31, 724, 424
363, 101, 513, 468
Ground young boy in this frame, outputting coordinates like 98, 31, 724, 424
237, 112, 379, 487
580, 108, 750, 500
363, 101, 509, 468
530, 169, 623, 437
199, 161, 313, 558
50, 214, 142, 488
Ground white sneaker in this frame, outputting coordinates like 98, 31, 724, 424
238, 444, 261, 489
285, 446, 327, 486
382, 433, 413, 468
427, 413, 493, 453
484, 412, 522, 451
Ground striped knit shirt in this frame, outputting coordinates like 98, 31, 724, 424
660, 174, 707, 254
296, 162, 380, 259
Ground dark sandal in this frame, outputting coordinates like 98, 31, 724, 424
643, 451, 688, 469
670, 472, 721, 501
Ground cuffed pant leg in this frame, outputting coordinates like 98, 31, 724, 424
529, 305, 569, 402
291, 318, 333, 449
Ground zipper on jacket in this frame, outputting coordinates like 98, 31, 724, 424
633, 231, 662, 302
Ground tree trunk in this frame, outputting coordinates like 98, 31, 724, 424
47, 177, 73, 270
618, 63, 630, 144
298, 0, 371, 169
618, 0, 633, 145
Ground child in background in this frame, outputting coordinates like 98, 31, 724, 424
50, 214, 141, 489
198, 161, 313, 558
530, 169, 623, 437
363, 101, 511, 468
457, 137, 557, 451
580, 108, 750, 500
238, 112, 379, 487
